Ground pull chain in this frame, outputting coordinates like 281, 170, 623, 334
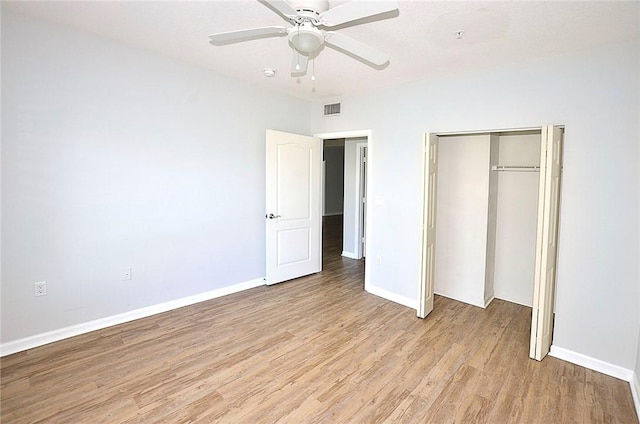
295, 26, 301, 71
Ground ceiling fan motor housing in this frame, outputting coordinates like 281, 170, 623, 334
288, 0, 329, 17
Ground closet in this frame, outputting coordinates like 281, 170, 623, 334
419, 126, 564, 361
435, 130, 541, 308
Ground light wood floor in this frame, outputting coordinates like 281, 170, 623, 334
1, 216, 637, 423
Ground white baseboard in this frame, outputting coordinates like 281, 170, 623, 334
493, 295, 533, 308
549, 346, 640, 420
341, 251, 360, 260
366, 284, 417, 310
631, 372, 640, 423
434, 290, 486, 309
484, 295, 495, 309
549, 346, 634, 382
0, 278, 265, 357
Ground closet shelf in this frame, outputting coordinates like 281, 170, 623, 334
491, 165, 540, 172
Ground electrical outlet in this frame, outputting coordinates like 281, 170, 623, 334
34, 281, 47, 297
122, 267, 132, 281
376, 256, 382, 265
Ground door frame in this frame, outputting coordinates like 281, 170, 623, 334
418, 125, 564, 360
314, 129, 372, 290
355, 142, 368, 258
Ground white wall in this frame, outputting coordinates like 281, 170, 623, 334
435, 134, 491, 308
1, 11, 311, 344
323, 144, 344, 216
493, 132, 541, 307
637, 78, 640, 395
484, 134, 499, 307
310, 40, 640, 370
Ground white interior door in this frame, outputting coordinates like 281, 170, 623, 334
266, 130, 322, 285
530, 125, 563, 360
418, 133, 439, 318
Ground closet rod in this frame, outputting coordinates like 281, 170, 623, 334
491, 165, 540, 172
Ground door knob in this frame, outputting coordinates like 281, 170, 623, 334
266, 213, 281, 219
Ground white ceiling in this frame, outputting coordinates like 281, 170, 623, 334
5, 0, 639, 100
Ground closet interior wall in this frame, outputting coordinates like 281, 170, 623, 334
434, 130, 541, 309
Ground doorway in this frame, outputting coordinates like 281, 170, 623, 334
321, 137, 368, 265
322, 138, 346, 268
316, 130, 372, 291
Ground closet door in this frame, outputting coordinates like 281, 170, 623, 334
418, 134, 438, 318
530, 125, 563, 360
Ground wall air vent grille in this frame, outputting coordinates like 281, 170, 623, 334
323, 102, 341, 116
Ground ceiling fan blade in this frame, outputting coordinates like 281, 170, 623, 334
324, 31, 389, 66
261, 0, 297, 19
319, 0, 398, 28
291, 50, 309, 75
209, 26, 288, 45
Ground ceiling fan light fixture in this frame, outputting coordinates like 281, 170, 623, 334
289, 23, 324, 53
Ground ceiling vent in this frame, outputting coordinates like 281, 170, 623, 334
323, 102, 341, 117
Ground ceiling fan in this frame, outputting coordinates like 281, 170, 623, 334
209, 0, 399, 75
